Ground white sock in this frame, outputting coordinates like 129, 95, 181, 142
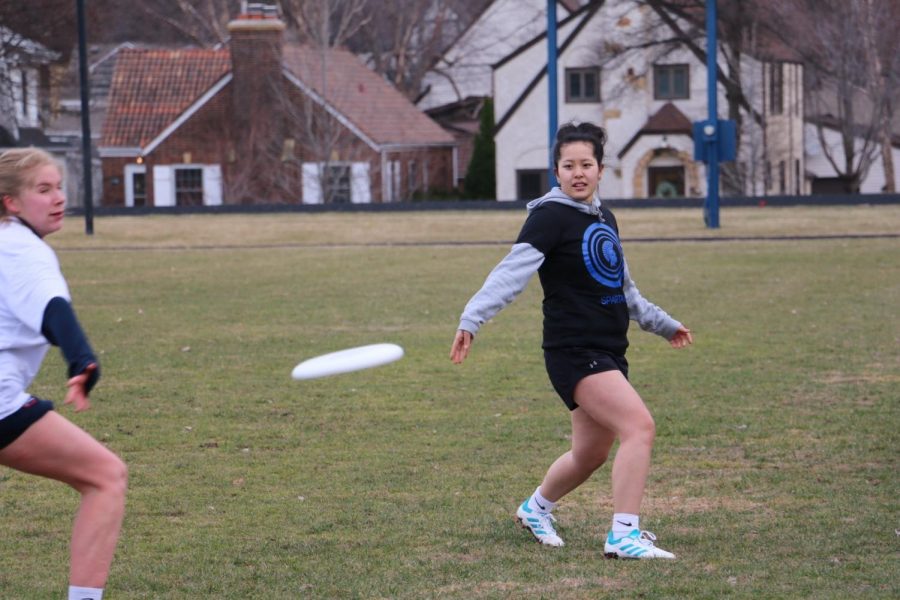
69, 586, 104, 600
612, 513, 639, 536
526, 486, 556, 514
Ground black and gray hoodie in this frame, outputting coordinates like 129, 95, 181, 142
457, 188, 681, 356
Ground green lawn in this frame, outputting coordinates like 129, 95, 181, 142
2, 206, 898, 599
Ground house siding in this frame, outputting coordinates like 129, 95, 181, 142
101, 72, 455, 205
99, 12, 456, 206
493, 1, 808, 200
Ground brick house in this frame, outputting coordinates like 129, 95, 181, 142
99, 7, 457, 207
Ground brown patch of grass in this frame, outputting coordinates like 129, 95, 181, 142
436, 576, 625, 599
645, 493, 764, 516
817, 371, 900, 385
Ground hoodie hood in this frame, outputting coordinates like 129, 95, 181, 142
526, 187, 602, 216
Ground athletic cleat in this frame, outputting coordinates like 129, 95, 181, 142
515, 502, 564, 547
604, 529, 675, 559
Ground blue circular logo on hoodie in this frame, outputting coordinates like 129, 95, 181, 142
582, 222, 623, 288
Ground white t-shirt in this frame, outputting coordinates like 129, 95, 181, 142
0, 218, 70, 419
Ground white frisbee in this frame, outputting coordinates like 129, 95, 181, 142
291, 343, 404, 380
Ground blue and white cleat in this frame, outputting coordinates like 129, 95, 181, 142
515, 502, 564, 547
604, 529, 675, 559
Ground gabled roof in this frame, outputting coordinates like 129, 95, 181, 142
282, 45, 454, 147
492, 2, 599, 71
435, 0, 588, 70
493, 2, 602, 133
101, 48, 230, 148
617, 102, 693, 158
0, 26, 59, 64
101, 44, 453, 152
643, 101, 692, 133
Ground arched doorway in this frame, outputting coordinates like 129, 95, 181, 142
632, 148, 699, 198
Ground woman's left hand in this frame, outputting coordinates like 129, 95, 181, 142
64, 363, 97, 412
669, 326, 693, 349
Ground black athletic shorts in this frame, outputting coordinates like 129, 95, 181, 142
0, 397, 54, 450
544, 348, 629, 411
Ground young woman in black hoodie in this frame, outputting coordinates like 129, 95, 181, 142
451, 122, 692, 559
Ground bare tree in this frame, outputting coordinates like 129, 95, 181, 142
135, 0, 240, 46
594, 0, 770, 194
0, 0, 73, 136
346, 0, 461, 100
55, 0, 489, 106
860, 0, 898, 191
763, 0, 897, 192
280, 0, 370, 47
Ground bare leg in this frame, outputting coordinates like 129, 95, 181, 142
0, 411, 127, 587
571, 370, 655, 514
538, 407, 616, 502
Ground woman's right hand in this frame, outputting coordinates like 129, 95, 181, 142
450, 330, 473, 364
64, 363, 97, 412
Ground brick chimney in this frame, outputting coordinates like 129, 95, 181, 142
226, 2, 287, 200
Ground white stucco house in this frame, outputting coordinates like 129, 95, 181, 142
417, 0, 586, 111
491, 1, 899, 200
0, 26, 59, 143
804, 120, 900, 195
493, 1, 809, 200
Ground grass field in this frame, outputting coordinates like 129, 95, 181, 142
2, 205, 898, 599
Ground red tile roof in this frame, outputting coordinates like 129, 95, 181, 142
101, 44, 453, 150
282, 45, 454, 146
101, 48, 230, 148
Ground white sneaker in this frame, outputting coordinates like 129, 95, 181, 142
604, 529, 675, 559
515, 501, 564, 547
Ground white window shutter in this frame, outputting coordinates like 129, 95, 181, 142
384, 161, 393, 201
153, 165, 175, 206
11, 70, 24, 123
25, 70, 39, 125
203, 165, 223, 205
302, 162, 322, 204
124, 169, 134, 207
392, 160, 401, 202
351, 162, 370, 204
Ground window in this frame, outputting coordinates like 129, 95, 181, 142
565, 67, 601, 102
323, 164, 351, 203
778, 160, 786, 194
648, 166, 685, 198
654, 64, 689, 100
769, 63, 784, 115
18, 69, 29, 119
174, 168, 203, 205
152, 165, 220, 206
517, 169, 549, 201
12, 68, 38, 125
302, 162, 369, 204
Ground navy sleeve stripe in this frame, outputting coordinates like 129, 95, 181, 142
41, 297, 100, 394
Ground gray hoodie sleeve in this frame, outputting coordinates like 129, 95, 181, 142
623, 258, 682, 340
458, 243, 545, 336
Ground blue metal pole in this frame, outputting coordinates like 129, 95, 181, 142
705, 0, 720, 228
547, 0, 558, 187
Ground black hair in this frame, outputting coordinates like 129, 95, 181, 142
552, 121, 608, 166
